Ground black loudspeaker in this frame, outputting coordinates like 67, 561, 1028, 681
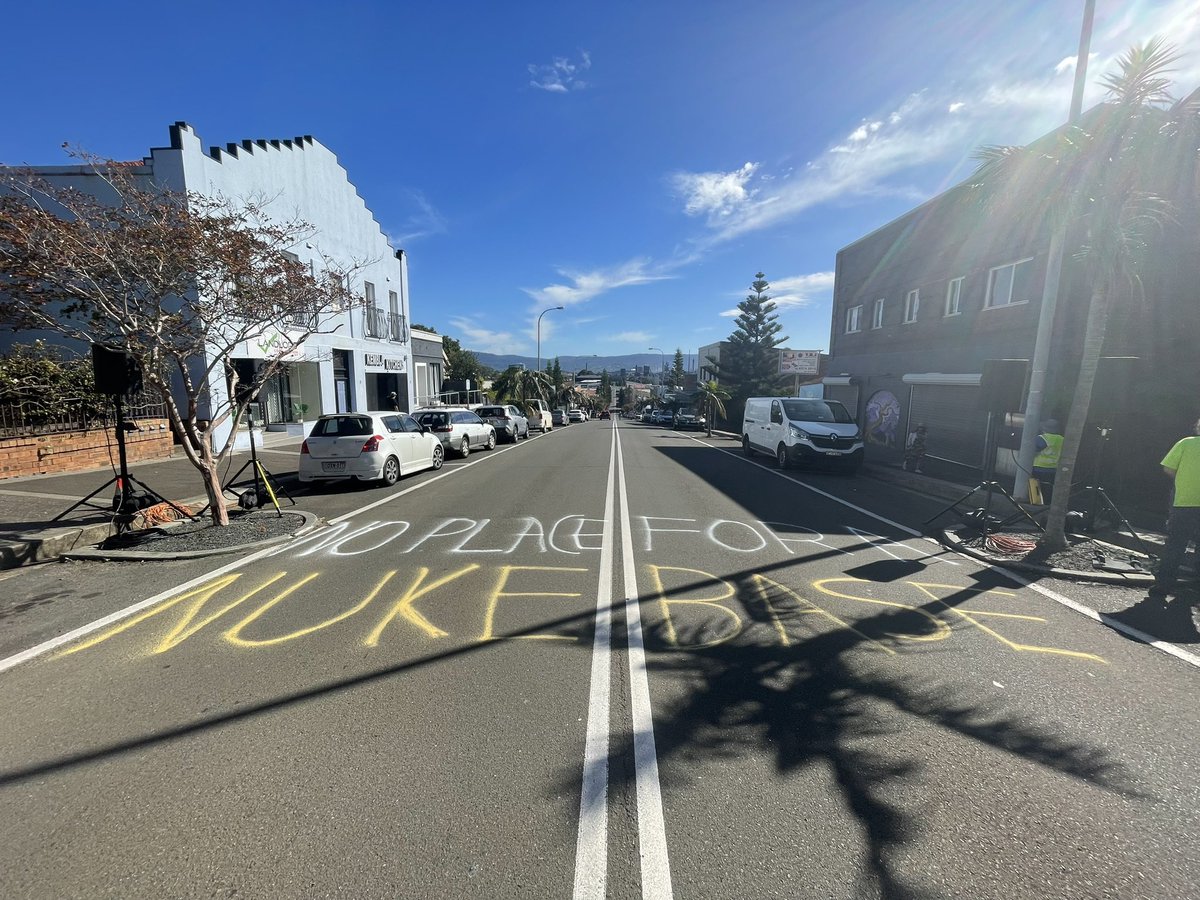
1091, 357, 1139, 420
91, 344, 143, 396
979, 359, 1029, 413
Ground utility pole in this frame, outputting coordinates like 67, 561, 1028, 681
1012, 0, 1094, 501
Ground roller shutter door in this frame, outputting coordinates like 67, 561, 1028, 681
907, 384, 988, 468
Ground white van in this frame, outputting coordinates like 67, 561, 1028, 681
524, 398, 553, 433
742, 397, 864, 472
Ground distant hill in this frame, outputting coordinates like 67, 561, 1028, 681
473, 351, 701, 374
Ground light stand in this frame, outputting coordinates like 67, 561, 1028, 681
1071, 422, 1151, 557
925, 411, 1043, 539
207, 407, 294, 517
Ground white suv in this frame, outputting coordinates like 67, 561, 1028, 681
413, 407, 496, 458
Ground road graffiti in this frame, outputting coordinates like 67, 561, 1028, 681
276, 516, 958, 565
55, 562, 1105, 666
646, 568, 1106, 663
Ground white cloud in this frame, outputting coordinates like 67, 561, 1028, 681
528, 51, 592, 93
672, 162, 759, 220
719, 272, 835, 317
523, 258, 672, 308
666, 1, 1200, 253
447, 316, 522, 355
387, 189, 447, 246
610, 330, 652, 343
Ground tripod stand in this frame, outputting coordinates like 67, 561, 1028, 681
925, 411, 1044, 540
204, 409, 294, 518
1069, 423, 1152, 557
53, 394, 196, 536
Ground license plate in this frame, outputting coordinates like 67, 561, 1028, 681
322, 461, 346, 472
826, 451, 840, 457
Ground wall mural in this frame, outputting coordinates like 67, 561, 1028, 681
865, 390, 902, 448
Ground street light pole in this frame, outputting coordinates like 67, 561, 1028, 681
537, 306, 564, 376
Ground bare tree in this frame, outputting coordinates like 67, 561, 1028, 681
0, 158, 364, 525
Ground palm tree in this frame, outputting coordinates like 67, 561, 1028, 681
969, 37, 1198, 550
491, 366, 551, 405
695, 380, 731, 438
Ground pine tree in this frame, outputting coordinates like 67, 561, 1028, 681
671, 349, 685, 389
715, 273, 788, 414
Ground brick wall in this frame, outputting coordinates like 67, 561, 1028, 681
0, 419, 174, 479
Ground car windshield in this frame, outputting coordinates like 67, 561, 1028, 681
781, 399, 853, 424
311, 416, 373, 437
417, 413, 448, 427
478, 408, 505, 417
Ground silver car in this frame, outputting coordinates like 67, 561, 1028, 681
475, 404, 529, 443
413, 407, 496, 458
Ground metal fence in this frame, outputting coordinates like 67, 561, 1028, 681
0, 392, 170, 439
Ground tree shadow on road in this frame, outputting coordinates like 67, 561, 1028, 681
592, 562, 1145, 899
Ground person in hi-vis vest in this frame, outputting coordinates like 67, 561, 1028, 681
1033, 419, 1063, 504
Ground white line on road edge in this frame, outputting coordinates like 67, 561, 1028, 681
0, 539, 289, 675
0, 435, 528, 675
572, 420, 617, 899
699, 438, 1200, 672
616, 426, 675, 899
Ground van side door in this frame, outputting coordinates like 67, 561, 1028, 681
770, 400, 784, 445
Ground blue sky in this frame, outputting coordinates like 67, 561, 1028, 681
3, 1, 1197, 364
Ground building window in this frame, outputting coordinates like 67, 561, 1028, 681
871, 298, 885, 329
365, 281, 376, 304
945, 277, 963, 316
903, 289, 919, 324
845, 305, 862, 333
985, 258, 1034, 308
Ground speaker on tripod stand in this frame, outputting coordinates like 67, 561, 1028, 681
926, 359, 1042, 538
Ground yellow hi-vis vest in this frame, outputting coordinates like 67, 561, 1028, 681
1034, 433, 1063, 470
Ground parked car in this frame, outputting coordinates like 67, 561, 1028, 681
552, 408, 569, 426
653, 409, 674, 425
413, 407, 496, 458
524, 398, 553, 433
741, 397, 863, 472
298, 411, 444, 486
476, 404, 529, 442
568, 408, 586, 423
672, 407, 705, 430
640, 409, 655, 423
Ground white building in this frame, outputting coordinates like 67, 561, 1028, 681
3, 121, 415, 448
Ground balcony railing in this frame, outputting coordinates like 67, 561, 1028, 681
365, 305, 387, 339
388, 312, 408, 343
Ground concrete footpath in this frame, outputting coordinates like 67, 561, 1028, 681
0, 432, 308, 568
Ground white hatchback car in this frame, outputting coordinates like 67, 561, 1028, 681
299, 412, 444, 486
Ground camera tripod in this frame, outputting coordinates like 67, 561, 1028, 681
54, 395, 195, 536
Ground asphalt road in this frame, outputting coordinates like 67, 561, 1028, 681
0, 420, 1197, 899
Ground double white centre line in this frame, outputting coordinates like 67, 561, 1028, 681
573, 422, 673, 899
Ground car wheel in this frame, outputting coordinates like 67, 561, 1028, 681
742, 435, 754, 457
381, 456, 401, 486
777, 444, 790, 469
460, 437, 471, 458
485, 431, 496, 450
431, 444, 444, 470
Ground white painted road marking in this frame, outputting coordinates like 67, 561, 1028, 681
572, 423, 617, 899
616, 423, 675, 898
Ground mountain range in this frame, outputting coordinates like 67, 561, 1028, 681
471, 352, 705, 375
